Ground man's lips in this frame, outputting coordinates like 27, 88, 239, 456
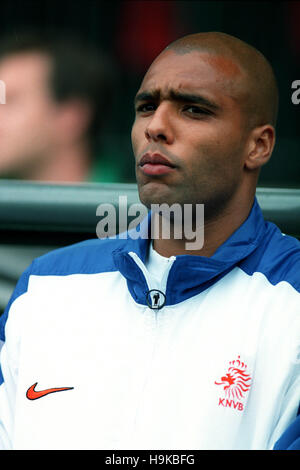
138, 152, 176, 176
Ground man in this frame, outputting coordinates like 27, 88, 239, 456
0, 32, 114, 182
0, 32, 299, 450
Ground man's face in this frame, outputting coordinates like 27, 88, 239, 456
0, 52, 58, 177
131, 49, 250, 218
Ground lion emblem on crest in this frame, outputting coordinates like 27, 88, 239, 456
215, 355, 251, 400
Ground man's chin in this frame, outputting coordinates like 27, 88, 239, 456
137, 182, 176, 209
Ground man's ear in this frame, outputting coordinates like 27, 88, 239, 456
244, 125, 276, 170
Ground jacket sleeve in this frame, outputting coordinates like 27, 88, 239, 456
274, 412, 300, 450
0, 264, 33, 449
270, 351, 300, 450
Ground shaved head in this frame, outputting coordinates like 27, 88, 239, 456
163, 32, 278, 130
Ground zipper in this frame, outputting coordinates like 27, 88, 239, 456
128, 251, 176, 294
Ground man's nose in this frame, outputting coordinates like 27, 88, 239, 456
145, 103, 174, 144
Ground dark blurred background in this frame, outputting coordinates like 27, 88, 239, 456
0, 0, 298, 186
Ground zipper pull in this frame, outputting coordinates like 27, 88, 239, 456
146, 289, 166, 310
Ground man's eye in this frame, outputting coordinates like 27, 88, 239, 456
183, 106, 211, 116
136, 103, 156, 113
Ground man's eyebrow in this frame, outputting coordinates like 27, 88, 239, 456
134, 90, 159, 105
169, 90, 220, 110
134, 89, 220, 111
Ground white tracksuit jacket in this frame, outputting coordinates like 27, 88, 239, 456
0, 198, 299, 450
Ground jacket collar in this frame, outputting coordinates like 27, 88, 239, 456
112, 198, 267, 306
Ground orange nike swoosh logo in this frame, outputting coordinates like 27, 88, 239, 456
26, 382, 74, 400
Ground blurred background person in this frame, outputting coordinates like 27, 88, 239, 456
0, 31, 119, 183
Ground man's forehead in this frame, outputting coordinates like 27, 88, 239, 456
139, 49, 244, 95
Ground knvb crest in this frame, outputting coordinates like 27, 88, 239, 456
214, 355, 251, 411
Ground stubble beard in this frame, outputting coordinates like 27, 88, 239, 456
138, 172, 240, 229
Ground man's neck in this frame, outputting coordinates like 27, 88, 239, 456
152, 195, 255, 258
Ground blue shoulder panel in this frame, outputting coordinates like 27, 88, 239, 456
239, 221, 300, 293
29, 220, 150, 276
32, 237, 124, 276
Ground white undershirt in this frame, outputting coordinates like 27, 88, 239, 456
145, 242, 176, 291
